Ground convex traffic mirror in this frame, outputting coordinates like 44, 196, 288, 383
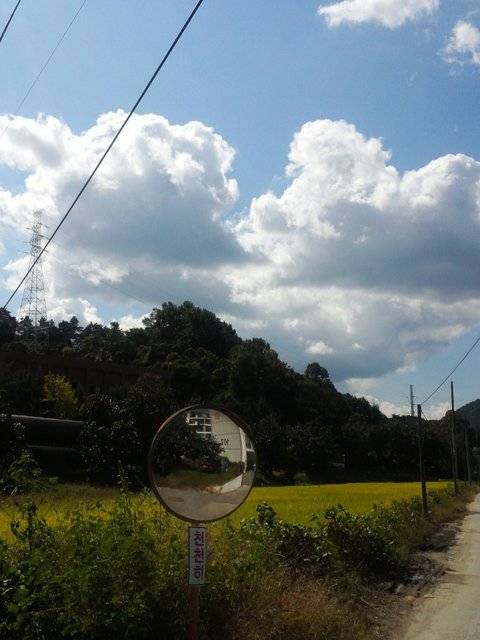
148, 405, 256, 523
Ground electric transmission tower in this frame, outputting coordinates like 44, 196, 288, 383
19, 209, 48, 328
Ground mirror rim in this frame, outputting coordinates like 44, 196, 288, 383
148, 403, 257, 523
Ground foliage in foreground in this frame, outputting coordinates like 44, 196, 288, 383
0, 415, 56, 496
0, 485, 474, 640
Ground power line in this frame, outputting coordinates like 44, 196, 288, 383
0, 0, 87, 141
0, 0, 21, 46
421, 334, 480, 405
2, 0, 206, 312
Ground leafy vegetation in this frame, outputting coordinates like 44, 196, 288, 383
41, 373, 78, 419
1, 302, 477, 484
0, 484, 475, 640
0, 481, 450, 539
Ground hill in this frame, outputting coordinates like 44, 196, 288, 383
0, 302, 475, 482
458, 398, 480, 432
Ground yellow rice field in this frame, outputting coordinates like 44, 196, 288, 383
0, 481, 450, 539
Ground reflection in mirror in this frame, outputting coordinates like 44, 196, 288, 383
149, 407, 256, 523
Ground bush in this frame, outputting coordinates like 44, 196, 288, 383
239, 496, 434, 580
78, 419, 142, 484
0, 415, 26, 470
0, 451, 56, 496
0, 494, 186, 640
0, 494, 285, 640
0, 486, 475, 639
240, 503, 335, 571
41, 373, 79, 419
322, 504, 405, 578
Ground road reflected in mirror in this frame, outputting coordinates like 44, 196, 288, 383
149, 407, 256, 522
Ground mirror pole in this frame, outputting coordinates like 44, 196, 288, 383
187, 582, 200, 640
187, 522, 206, 640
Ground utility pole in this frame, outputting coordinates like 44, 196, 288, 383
450, 381, 459, 495
410, 384, 415, 417
463, 398, 472, 485
417, 404, 428, 517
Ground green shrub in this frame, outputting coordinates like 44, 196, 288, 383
322, 504, 405, 578
240, 503, 335, 570
0, 487, 473, 640
41, 373, 79, 419
0, 415, 27, 470
78, 419, 142, 484
0, 494, 186, 640
0, 451, 56, 496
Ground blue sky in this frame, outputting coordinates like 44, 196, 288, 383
1, 0, 480, 416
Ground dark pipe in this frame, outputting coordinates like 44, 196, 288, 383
11, 414, 84, 448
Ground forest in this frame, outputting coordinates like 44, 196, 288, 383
0, 302, 476, 485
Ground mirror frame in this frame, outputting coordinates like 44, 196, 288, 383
147, 404, 257, 523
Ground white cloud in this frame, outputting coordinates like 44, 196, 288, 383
361, 395, 449, 419
232, 118, 480, 380
2, 112, 480, 385
318, 0, 439, 28
344, 377, 378, 394
117, 314, 147, 330
47, 297, 103, 326
0, 110, 242, 326
442, 20, 480, 66
306, 340, 334, 355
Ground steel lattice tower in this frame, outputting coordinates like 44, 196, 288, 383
19, 210, 48, 327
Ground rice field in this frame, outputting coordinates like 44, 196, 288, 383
0, 480, 450, 539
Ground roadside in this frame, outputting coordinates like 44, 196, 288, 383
350, 486, 478, 640
394, 491, 480, 639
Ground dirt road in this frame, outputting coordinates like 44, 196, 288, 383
400, 492, 480, 640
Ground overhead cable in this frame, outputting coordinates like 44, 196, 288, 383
0, 0, 87, 141
421, 335, 480, 405
2, 0, 206, 311
0, 0, 21, 46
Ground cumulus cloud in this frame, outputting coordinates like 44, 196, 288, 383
2, 111, 480, 390
306, 340, 335, 355
117, 314, 147, 330
442, 20, 480, 66
232, 118, 480, 380
361, 395, 449, 419
0, 110, 243, 324
318, 0, 439, 28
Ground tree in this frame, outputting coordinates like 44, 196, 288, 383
304, 362, 330, 381
143, 301, 240, 358
0, 308, 16, 346
41, 374, 79, 419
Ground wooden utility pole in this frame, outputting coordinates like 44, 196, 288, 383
463, 412, 472, 486
450, 381, 459, 495
410, 384, 415, 418
417, 404, 428, 517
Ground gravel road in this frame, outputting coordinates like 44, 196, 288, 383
401, 492, 480, 640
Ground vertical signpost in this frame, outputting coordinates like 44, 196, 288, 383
148, 405, 257, 640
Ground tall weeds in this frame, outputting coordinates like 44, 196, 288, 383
0, 485, 475, 640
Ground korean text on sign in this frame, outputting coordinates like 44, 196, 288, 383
188, 527, 207, 585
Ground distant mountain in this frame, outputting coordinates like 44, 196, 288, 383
458, 399, 480, 431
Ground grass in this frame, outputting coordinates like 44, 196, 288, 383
0, 480, 450, 539
234, 481, 450, 522
0, 480, 474, 640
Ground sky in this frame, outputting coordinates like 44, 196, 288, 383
1, 0, 480, 418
